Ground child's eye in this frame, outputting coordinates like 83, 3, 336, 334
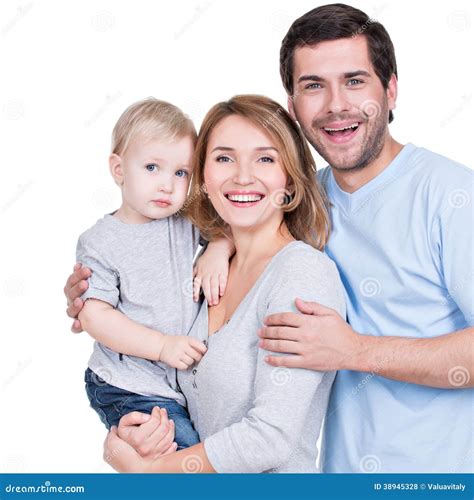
145, 163, 158, 172
216, 155, 233, 163
258, 156, 274, 163
175, 169, 188, 178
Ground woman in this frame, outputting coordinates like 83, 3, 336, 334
78, 95, 346, 472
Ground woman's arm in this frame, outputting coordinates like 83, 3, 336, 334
104, 427, 215, 473
79, 299, 206, 368
110, 252, 345, 473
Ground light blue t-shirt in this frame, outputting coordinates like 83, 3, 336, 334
319, 143, 474, 473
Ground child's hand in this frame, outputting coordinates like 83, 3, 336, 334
117, 407, 177, 461
193, 238, 234, 305
160, 336, 207, 370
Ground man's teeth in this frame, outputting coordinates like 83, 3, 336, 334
227, 194, 263, 202
324, 123, 359, 132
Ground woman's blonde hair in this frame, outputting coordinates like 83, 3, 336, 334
111, 97, 196, 156
185, 94, 331, 250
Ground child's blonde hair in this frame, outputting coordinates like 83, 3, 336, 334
111, 97, 196, 156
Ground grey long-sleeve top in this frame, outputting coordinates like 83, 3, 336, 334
177, 241, 346, 473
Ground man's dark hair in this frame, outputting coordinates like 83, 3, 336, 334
280, 3, 397, 123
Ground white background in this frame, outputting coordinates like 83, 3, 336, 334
0, 0, 472, 472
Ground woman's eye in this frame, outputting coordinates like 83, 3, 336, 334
145, 163, 158, 172
258, 156, 274, 163
175, 169, 188, 178
216, 155, 233, 163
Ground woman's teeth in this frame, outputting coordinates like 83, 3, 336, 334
226, 194, 263, 202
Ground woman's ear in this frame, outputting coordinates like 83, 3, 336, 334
109, 154, 124, 187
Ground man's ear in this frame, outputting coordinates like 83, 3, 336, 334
387, 73, 398, 113
109, 154, 124, 186
287, 95, 297, 121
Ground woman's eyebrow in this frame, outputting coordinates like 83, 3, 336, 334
211, 146, 234, 153
210, 146, 278, 153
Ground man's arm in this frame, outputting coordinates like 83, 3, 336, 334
259, 298, 474, 389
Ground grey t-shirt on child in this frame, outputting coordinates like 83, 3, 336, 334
178, 241, 347, 472
76, 213, 200, 406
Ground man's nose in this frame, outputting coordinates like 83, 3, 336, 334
325, 86, 351, 115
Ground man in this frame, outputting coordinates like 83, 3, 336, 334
65, 4, 473, 473
259, 3, 473, 473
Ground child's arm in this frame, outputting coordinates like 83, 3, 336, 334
79, 299, 206, 369
193, 236, 235, 305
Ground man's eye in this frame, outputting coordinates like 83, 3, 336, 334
348, 79, 363, 86
175, 169, 188, 178
258, 156, 274, 163
216, 155, 233, 162
305, 83, 322, 90
145, 163, 158, 172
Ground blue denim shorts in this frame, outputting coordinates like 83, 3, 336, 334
84, 367, 199, 450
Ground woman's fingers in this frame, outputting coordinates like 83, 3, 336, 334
117, 411, 152, 443
161, 441, 178, 456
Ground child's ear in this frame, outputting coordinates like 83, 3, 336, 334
109, 154, 124, 186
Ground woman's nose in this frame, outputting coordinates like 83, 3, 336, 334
233, 162, 254, 185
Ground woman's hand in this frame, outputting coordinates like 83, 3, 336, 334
104, 426, 154, 473
117, 407, 177, 460
64, 263, 92, 333
193, 237, 234, 305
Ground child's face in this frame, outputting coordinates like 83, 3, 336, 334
112, 134, 194, 222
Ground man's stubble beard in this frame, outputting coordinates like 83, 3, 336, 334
297, 99, 389, 173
